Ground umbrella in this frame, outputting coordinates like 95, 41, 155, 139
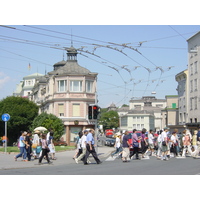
34, 126, 47, 131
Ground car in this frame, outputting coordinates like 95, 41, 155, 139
105, 138, 116, 147
105, 129, 114, 138
53, 140, 68, 146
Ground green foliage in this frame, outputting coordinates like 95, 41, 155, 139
31, 112, 64, 141
0, 96, 39, 144
99, 110, 119, 130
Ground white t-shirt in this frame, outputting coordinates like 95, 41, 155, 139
115, 137, 121, 148
148, 134, 154, 144
170, 135, 176, 143
81, 135, 87, 149
161, 131, 167, 142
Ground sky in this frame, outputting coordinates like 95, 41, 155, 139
1, 25, 200, 108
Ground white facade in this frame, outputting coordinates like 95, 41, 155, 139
13, 73, 44, 97
187, 32, 200, 125
175, 70, 188, 125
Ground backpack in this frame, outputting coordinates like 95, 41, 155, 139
197, 132, 200, 141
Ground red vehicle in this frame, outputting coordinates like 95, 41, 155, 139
105, 129, 114, 138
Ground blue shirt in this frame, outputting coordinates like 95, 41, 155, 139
86, 132, 94, 145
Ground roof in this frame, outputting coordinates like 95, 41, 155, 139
48, 61, 91, 75
23, 73, 44, 79
187, 31, 200, 41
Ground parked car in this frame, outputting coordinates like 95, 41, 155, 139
105, 138, 116, 147
54, 140, 68, 146
105, 129, 114, 138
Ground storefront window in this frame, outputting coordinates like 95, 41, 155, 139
70, 127, 82, 143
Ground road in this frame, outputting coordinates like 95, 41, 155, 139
1, 150, 200, 175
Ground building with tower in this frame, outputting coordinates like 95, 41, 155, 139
15, 46, 98, 145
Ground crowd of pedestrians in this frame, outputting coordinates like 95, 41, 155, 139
110, 127, 200, 162
14, 129, 55, 164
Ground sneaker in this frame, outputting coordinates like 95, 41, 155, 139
75, 158, 78, 164
14, 156, 17, 161
48, 161, 53, 164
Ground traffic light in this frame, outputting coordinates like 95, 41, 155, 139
88, 105, 92, 119
88, 105, 100, 120
93, 105, 98, 119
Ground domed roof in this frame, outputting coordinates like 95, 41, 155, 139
49, 61, 91, 75
53, 60, 67, 67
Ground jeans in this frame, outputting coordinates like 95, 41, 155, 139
111, 147, 122, 156
26, 146, 32, 161
16, 147, 27, 160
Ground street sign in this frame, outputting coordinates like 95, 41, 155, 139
1, 113, 10, 122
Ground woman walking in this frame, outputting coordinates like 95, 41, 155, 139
38, 134, 52, 165
14, 132, 27, 161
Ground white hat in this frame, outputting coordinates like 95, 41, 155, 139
116, 132, 121, 136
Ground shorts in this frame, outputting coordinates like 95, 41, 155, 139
122, 147, 130, 158
161, 144, 169, 152
149, 143, 154, 149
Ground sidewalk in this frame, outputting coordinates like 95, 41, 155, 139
0, 146, 113, 170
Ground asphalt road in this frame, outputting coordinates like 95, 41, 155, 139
1, 154, 200, 175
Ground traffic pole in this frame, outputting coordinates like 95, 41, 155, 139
5, 121, 7, 154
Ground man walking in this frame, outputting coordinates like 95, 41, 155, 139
83, 129, 102, 165
161, 127, 169, 160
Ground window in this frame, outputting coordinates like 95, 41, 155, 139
58, 80, 66, 92
194, 61, 198, 74
86, 81, 93, 93
190, 98, 193, 110
121, 117, 128, 126
194, 97, 197, 110
25, 80, 33, 86
190, 80, 193, 92
194, 79, 197, 91
72, 104, 80, 117
190, 64, 193, 75
58, 104, 64, 116
70, 80, 82, 92
133, 124, 136, 129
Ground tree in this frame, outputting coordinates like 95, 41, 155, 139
99, 110, 119, 131
0, 96, 39, 145
31, 112, 64, 141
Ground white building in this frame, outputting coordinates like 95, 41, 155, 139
183, 32, 200, 129
13, 73, 44, 97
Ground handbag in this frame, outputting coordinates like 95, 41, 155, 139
32, 143, 38, 148
162, 141, 166, 146
133, 142, 139, 148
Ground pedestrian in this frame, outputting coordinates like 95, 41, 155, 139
160, 127, 170, 161
192, 130, 198, 151
122, 130, 131, 162
130, 129, 140, 160
38, 134, 52, 165
75, 130, 91, 164
141, 128, 148, 158
14, 131, 27, 161
182, 129, 192, 157
76, 131, 83, 158
83, 129, 102, 165
32, 130, 41, 159
48, 131, 56, 160
147, 129, 155, 156
25, 130, 32, 161
73, 133, 81, 159
156, 131, 162, 159
170, 132, 178, 157
111, 132, 122, 157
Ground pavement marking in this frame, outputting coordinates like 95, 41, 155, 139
105, 156, 117, 161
